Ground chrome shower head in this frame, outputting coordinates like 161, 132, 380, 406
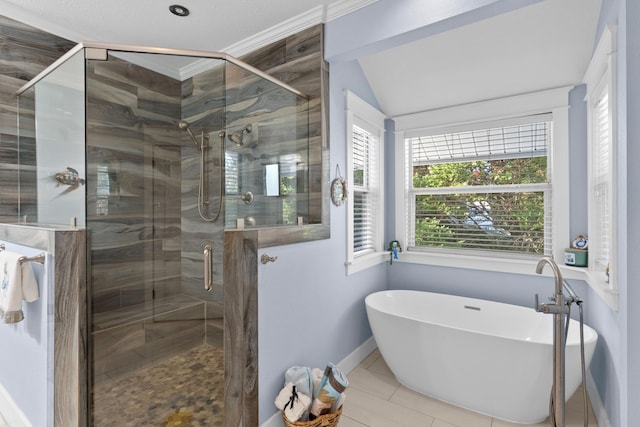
178, 120, 201, 149
228, 124, 253, 146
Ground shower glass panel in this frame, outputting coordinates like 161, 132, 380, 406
17, 49, 86, 225
86, 51, 227, 426
224, 61, 309, 228
17, 42, 310, 427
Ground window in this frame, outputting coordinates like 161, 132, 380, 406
406, 117, 551, 257
345, 91, 386, 274
584, 24, 617, 309
352, 125, 377, 253
393, 88, 571, 274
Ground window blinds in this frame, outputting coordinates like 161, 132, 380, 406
353, 125, 377, 253
407, 119, 551, 256
410, 121, 549, 165
593, 92, 610, 268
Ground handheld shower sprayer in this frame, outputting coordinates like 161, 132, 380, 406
178, 120, 203, 149
177, 120, 223, 222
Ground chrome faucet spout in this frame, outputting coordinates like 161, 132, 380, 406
536, 257, 563, 296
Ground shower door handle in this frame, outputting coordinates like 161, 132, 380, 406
204, 244, 213, 292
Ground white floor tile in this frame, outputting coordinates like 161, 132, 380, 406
348, 366, 400, 400
390, 386, 492, 427
338, 415, 369, 427
341, 349, 598, 427
343, 387, 434, 427
367, 354, 395, 379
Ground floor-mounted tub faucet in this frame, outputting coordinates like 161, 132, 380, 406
534, 257, 568, 427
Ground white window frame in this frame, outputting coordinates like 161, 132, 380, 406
345, 90, 386, 275
393, 87, 572, 276
584, 24, 618, 310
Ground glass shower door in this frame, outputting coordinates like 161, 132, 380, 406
87, 51, 226, 427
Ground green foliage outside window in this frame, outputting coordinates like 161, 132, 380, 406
413, 157, 547, 254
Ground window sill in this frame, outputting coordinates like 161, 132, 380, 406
345, 251, 388, 275
395, 250, 619, 310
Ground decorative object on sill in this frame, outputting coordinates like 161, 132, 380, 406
330, 164, 347, 207
571, 235, 589, 250
388, 240, 402, 265
53, 166, 85, 195
564, 235, 588, 267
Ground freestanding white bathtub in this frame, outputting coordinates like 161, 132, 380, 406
365, 290, 598, 424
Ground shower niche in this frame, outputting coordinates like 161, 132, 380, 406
17, 41, 317, 426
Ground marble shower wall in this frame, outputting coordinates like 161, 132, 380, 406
180, 61, 226, 345
0, 15, 75, 223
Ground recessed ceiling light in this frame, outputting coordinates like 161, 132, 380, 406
169, 4, 190, 17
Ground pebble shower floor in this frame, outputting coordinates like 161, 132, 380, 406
93, 345, 224, 427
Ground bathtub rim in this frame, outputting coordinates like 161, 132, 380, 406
365, 289, 598, 346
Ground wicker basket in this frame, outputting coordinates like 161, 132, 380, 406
281, 407, 342, 427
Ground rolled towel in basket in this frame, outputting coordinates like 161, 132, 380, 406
331, 392, 346, 413
311, 367, 324, 394
285, 366, 313, 421
275, 382, 311, 423
309, 363, 349, 420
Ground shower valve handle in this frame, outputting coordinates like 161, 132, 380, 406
534, 293, 542, 312
534, 293, 568, 314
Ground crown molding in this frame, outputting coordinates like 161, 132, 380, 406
224, 0, 378, 58
326, 0, 378, 21
223, 5, 324, 58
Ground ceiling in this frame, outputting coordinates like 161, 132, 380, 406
0, 0, 376, 55
2, 0, 603, 118
358, 0, 602, 116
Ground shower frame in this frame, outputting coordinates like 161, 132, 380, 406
17, 41, 307, 99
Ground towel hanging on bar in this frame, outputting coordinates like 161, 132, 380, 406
0, 247, 41, 323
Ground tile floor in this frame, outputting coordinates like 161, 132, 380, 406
340, 350, 598, 427
0, 349, 598, 427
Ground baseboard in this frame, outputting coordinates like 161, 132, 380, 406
587, 371, 613, 427
336, 336, 377, 375
260, 336, 377, 427
0, 384, 32, 427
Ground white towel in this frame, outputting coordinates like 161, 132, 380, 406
0, 251, 39, 323
311, 367, 324, 397
275, 382, 311, 423
331, 392, 346, 412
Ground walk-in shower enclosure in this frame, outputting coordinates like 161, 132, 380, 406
17, 42, 310, 426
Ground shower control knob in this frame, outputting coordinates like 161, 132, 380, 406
241, 191, 254, 205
